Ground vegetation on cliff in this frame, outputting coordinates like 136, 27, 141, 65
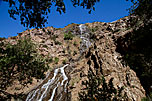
116, 0, 152, 95
115, 0, 152, 96
0, 0, 151, 100
0, 37, 48, 91
117, 22, 152, 95
79, 68, 126, 101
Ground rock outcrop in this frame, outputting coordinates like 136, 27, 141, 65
68, 17, 145, 101
1, 17, 146, 100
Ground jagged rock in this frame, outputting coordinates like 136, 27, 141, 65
68, 17, 145, 101
1, 16, 146, 101
84, 45, 145, 100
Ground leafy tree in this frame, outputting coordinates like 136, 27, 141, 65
118, 0, 152, 95
2, 0, 151, 28
79, 67, 126, 101
126, 0, 152, 27
127, 0, 152, 18
2, 0, 100, 28
0, 37, 48, 90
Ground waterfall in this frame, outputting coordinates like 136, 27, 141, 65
79, 24, 91, 52
26, 64, 69, 101
26, 24, 92, 101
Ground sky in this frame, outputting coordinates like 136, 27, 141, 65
0, 0, 132, 38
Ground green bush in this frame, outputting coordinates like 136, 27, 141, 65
62, 59, 67, 64
46, 57, 53, 63
55, 40, 62, 45
64, 31, 74, 40
142, 92, 152, 101
0, 37, 48, 90
54, 57, 59, 64
79, 67, 125, 101
90, 26, 98, 32
50, 35, 58, 41
73, 41, 77, 46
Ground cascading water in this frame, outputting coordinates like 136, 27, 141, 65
26, 64, 69, 101
26, 24, 91, 101
79, 24, 91, 53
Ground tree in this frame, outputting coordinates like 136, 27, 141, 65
127, 0, 152, 24
79, 67, 125, 101
118, 0, 152, 95
0, 37, 48, 90
2, 0, 100, 28
2, 0, 151, 28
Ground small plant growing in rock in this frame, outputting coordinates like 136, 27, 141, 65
62, 48, 66, 53
73, 41, 77, 46
90, 26, 98, 32
55, 40, 62, 45
0, 37, 6, 41
50, 35, 58, 41
46, 57, 53, 63
54, 57, 59, 64
62, 59, 67, 64
43, 44, 48, 48
73, 50, 77, 56
64, 31, 74, 40
68, 49, 71, 55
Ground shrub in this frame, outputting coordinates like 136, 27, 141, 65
0, 37, 6, 41
62, 59, 67, 64
55, 40, 62, 45
79, 67, 125, 101
0, 37, 48, 90
48, 57, 53, 63
73, 41, 77, 46
50, 35, 58, 41
142, 92, 152, 101
90, 26, 98, 32
64, 31, 74, 40
54, 57, 59, 64
43, 44, 48, 48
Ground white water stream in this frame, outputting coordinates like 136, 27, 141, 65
26, 64, 69, 101
26, 24, 91, 101
79, 24, 91, 52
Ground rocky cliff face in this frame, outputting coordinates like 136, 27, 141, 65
2, 17, 146, 100
68, 18, 145, 101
